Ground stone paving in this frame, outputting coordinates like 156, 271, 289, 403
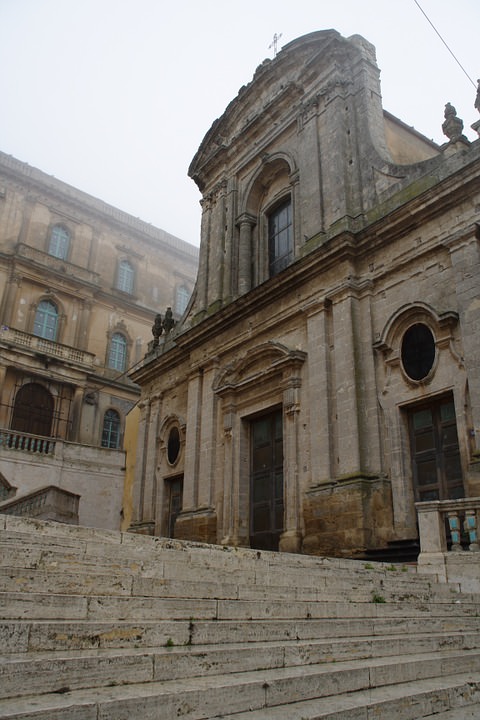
1, 513, 480, 718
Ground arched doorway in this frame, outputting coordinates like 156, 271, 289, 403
11, 383, 54, 437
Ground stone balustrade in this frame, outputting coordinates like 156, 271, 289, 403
0, 326, 95, 367
416, 498, 480, 592
416, 497, 480, 554
0, 429, 56, 455
0, 485, 79, 523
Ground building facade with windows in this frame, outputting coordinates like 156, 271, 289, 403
0, 151, 198, 529
129, 30, 480, 558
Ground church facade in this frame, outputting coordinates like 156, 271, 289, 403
130, 31, 480, 557
0, 151, 198, 529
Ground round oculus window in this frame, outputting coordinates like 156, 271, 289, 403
401, 323, 435, 381
167, 426, 181, 465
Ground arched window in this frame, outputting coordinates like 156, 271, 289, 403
175, 285, 190, 315
33, 300, 58, 341
48, 225, 70, 260
268, 198, 293, 277
108, 332, 127, 371
101, 409, 121, 448
116, 260, 135, 294
11, 383, 54, 437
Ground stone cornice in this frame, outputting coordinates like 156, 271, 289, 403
0, 151, 199, 261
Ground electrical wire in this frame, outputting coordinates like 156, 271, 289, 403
413, 0, 477, 90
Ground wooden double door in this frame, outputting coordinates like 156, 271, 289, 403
408, 395, 464, 502
250, 409, 284, 551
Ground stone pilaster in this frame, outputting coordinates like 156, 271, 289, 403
141, 394, 162, 528
0, 270, 21, 327
280, 381, 302, 554
331, 290, 361, 476
183, 370, 203, 510
446, 230, 480, 453
197, 362, 218, 509
129, 399, 152, 533
305, 299, 334, 484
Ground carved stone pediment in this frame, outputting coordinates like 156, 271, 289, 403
213, 341, 306, 396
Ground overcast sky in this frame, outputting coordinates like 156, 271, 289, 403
1, 0, 478, 246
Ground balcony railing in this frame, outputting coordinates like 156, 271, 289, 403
0, 485, 79, 524
0, 429, 55, 455
416, 498, 480, 555
0, 326, 95, 368
16, 243, 100, 285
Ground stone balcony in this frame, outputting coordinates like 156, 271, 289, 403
0, 326, 95, 368
0, 429, 56, 455
16, 242, 100, 285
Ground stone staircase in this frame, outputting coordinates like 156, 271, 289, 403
1, 514, 480, 719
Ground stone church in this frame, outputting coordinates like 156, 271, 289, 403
130, 30, 480, 558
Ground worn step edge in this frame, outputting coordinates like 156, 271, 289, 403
1, 590, 479, 622
209, 673, 480, 720
4, 617, 480, 652
0, 650, 479, 719
2, 634, 480, 700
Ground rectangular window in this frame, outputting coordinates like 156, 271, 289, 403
268, 200, 293, 276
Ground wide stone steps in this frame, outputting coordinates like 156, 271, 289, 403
0, 650, 479, 719
210, 674, 480, 719
4, 616, 480, 652
1, 514, 480, 718
2, 632, 480, 700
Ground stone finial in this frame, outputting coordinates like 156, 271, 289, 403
162, 307, 175, 334
475, 79, 480, 114
442, 102, 465, 142
151, 313, 163, 349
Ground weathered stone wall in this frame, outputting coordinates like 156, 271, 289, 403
131, 30, 480, 557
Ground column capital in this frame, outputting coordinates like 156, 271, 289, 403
235, 212, 256, 228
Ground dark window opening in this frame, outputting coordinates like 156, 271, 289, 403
167, 426, 181, 464
268, 199, 293, 277
401, 323, 435, 381
11, 383, 54, 437
166, 477, 183, 538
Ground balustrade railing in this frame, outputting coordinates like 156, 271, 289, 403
416, 498, 480, 555
0, 485, 79, 524
0, 326, 95, 367
0, 429, 55, 455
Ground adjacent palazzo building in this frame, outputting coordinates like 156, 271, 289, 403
129, 30, 480, 557
0, 151, 198, 529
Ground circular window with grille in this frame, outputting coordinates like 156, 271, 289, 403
401, 323, 436, 381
